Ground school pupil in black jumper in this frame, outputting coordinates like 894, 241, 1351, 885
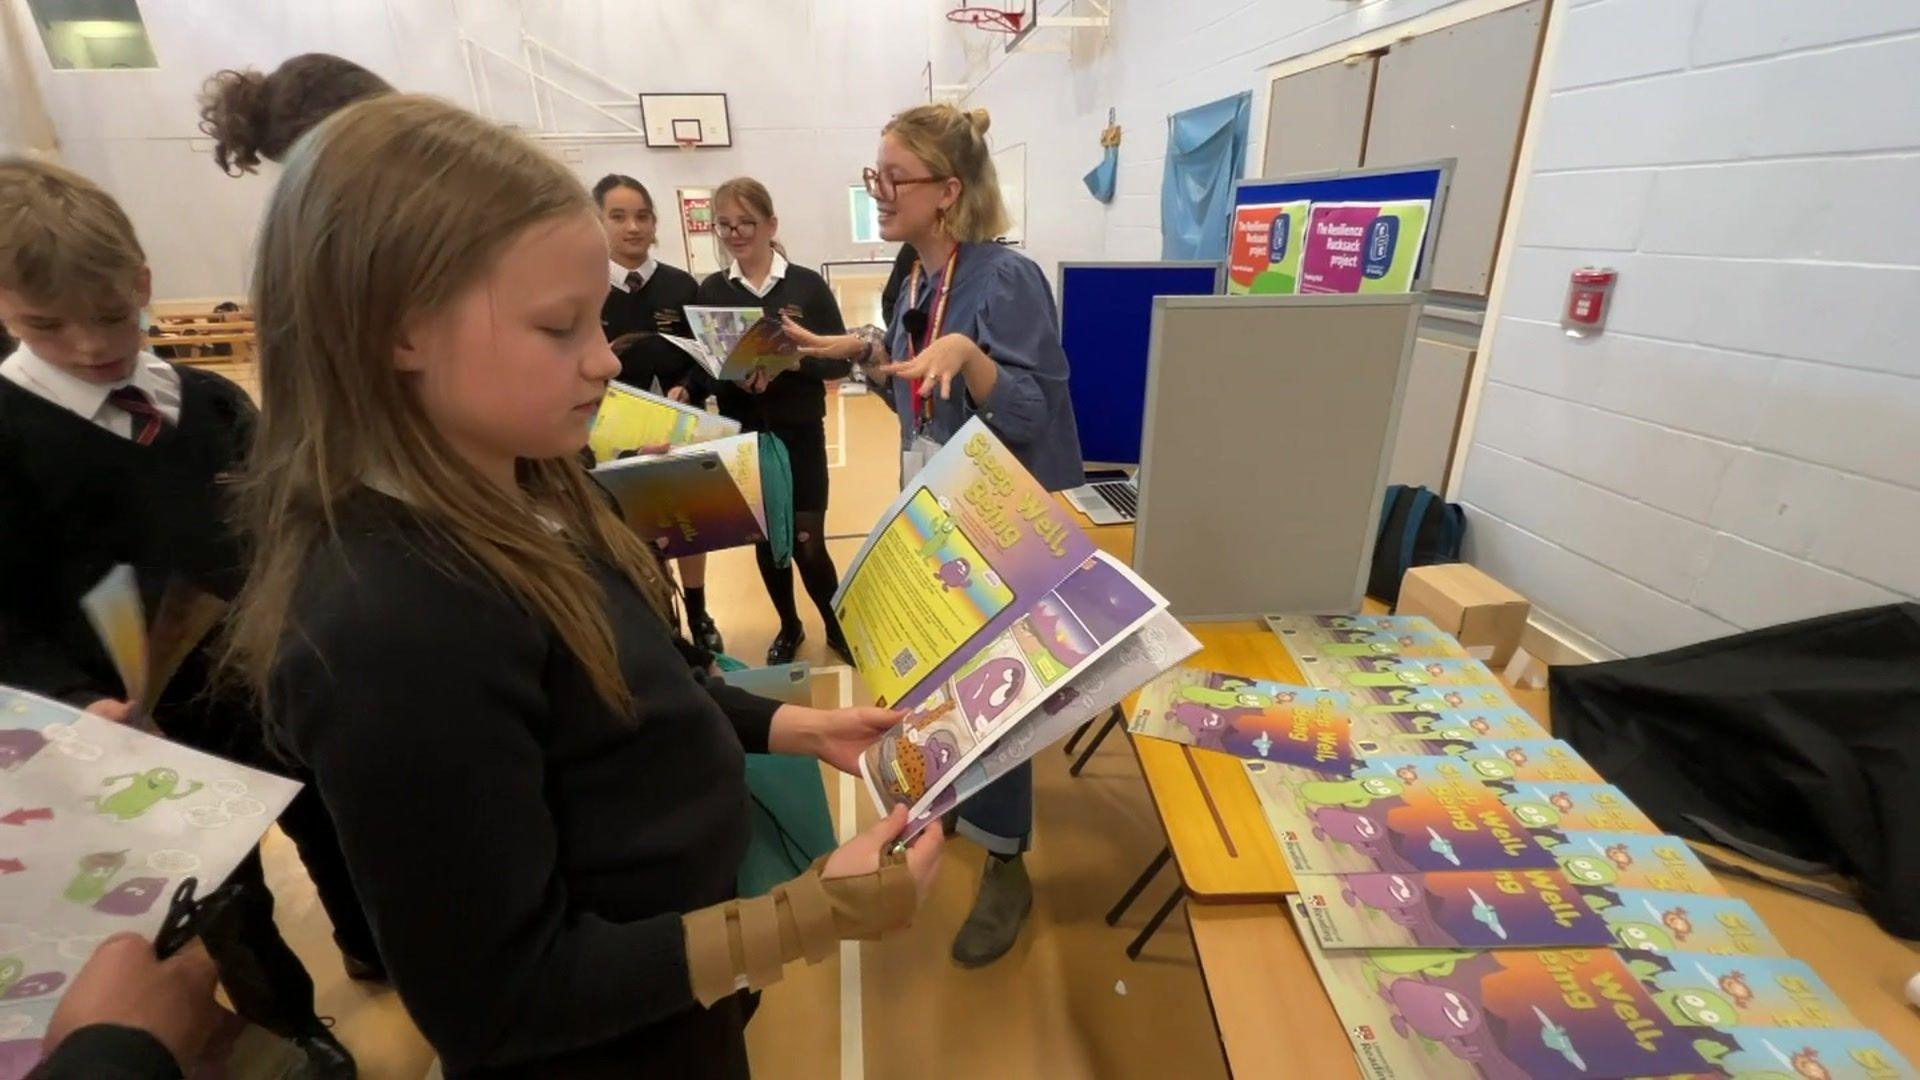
695, 178, 853, 665
224, 95, 942, 1078
592, 173, 724, 655
0, 158, 356, 1078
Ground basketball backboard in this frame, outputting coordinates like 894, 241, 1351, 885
639, 93, 732, 148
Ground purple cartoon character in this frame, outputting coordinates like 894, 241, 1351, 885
93, 876, 168, 917
1378, 977, 1485, 1061
1169, 701, 1232, 750
935, 557, 972, 590
0, 728, 47, 770
1340, 873, 1428, 927
956, 657, 1025, 723
0, 970, 66, 1001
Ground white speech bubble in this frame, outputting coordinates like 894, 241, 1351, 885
0, 924, 38, 952
183, 805, 231, 829
221, 797, 265, 818
39, 722, 75, 742
56, 934, 106, 961
0, 1013, 32, 1039
147, 849, 202, 874
210, 779, 249, 798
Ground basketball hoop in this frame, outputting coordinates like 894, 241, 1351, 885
946, 4, 1027, 34
675, 137, 700, 153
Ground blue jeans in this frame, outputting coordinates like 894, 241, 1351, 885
955, 761, 1032, 855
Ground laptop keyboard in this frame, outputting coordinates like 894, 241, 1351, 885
1093, 480, 1138, 519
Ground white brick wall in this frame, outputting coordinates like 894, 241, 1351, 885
1459, 0, 1920, 657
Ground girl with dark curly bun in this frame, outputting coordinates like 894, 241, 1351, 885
197, 53, 392, 176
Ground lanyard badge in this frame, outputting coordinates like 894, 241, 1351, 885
905, 246, 961, 434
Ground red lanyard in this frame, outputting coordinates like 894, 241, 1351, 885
905, 245, 960, 428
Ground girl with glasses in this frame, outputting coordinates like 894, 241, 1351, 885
783, 104, 1085, 969
693, 178, 855, 666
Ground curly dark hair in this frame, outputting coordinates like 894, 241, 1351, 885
197, 53, 392, 175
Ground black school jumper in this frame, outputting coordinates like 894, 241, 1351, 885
271, 490, 779, 1077
602, 262, 705, 403
0, 366, 371, 1039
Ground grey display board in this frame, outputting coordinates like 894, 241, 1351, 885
1132, 294, 1421, 620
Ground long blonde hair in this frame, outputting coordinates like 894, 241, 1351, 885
883, 105, 1009, 243
226, 94, 674, 715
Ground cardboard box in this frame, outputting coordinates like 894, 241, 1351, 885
1395, 563, 1530, 666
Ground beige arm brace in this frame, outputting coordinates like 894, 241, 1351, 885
682, 852, 917, 1007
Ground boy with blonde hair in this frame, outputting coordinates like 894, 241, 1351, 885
0, 158, 357, 1078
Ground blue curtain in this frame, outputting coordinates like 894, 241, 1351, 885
1159, 92, 1252, 260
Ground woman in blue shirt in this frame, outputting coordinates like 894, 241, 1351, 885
786, 103, 1083, 968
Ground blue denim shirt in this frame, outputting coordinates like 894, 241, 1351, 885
885, 242, 1085, 492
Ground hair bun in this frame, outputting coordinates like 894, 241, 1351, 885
965, 108, 992, 137
198, 69, 272, 176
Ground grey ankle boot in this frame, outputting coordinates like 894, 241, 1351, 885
951, 854, 1032, 968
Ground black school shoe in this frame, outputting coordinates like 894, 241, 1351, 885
291, 1025, 357, 1078
690, 609, 726, 656
768, 624, 806, 665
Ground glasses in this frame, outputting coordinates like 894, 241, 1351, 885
863, 167, 945, 201
714, 220, 759, 238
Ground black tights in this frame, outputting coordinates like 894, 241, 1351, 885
756, 510, 844, 640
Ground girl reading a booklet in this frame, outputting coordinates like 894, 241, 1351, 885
694, 178, 855, 666
224, 94, 942, 1077
783, 104, 1085, 970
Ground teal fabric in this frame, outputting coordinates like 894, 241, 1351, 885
1084, 143, 1119, 203
717, 656, 837, 896
758, 431, 795, 569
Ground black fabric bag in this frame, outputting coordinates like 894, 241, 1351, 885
1550, 603, 1920, 939
1368, 485, 1465, 603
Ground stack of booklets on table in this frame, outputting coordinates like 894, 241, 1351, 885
1127, 614, 1914, 1080
837, 418, 1199, 836
660, 306, 805, 383
587, 382, 765, 559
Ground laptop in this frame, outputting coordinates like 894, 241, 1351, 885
1065, 471, 1139, 526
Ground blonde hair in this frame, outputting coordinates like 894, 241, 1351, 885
225, 94, 675, 715
0, 158, 145, 310
711, 176, 788, 259
882, 105, 1009, 243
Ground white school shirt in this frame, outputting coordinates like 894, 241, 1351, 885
726, 252, 789, 299
609, 256, 660, 292
0, 343, 181, 439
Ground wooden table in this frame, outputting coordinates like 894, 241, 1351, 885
1055, 495, 1920, 1078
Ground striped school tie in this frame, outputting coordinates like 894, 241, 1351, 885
626, 271, 645, 291
107, 385, 169, 446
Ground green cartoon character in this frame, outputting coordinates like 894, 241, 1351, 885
1368, 949, 1476, 979
1557, 853, 1619, 886
915, 514, 957, 561
1651, 987, 1738, 1028
1610, 920, 1676, 953
1176, 683, 1284, 711
1299, 775, 1405, 809
1464, 755, 1517, 781
92, 767, 204, 821
0, 957, 21, 997
63, 850, 128, 904
1503, 800, 1560, 829
1345, 670, 1427, 689
1322, 640, 1400, 658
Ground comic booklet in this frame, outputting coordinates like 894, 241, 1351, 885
1680, 1027, 1915, 1080
1302, 655, 1507, 693
1479, 781, 1662, 835
1534, 832, 1725, 895
1266, 613, 1472, 669
1294, 870, 1781, 955
845, 421, 1185, 831
1291, 901, 1725, 1079
1351, 707, 1550, 743
586, 380, 741, 462
1352, 739, 1607, 786
1621, 953, 1855, 1030
1347, 683, 1518, 713
0, 686, 302, 1076
1244, 756, 1560, 875
592, 433, 766, 558
1126, 668, 1359, 770
675, 306, 804, 381
901, 611, 1202, 834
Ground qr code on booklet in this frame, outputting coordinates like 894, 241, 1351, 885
891, 647, 917, 678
